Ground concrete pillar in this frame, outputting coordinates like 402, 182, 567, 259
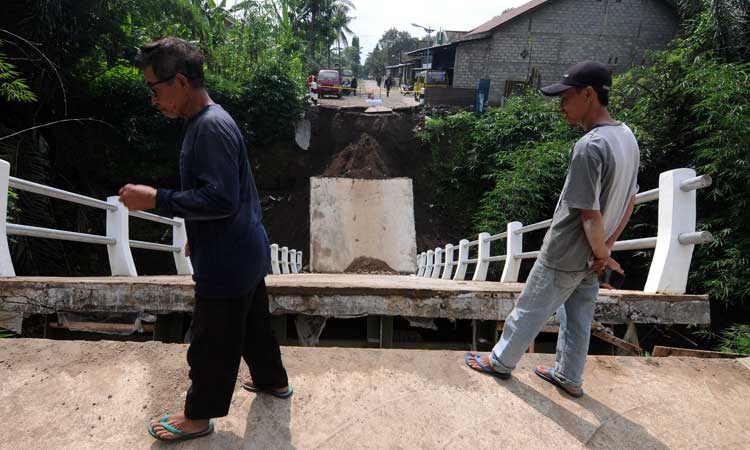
644, 169, 697, 294
270, 244, 281, 274
431, 247, 443, 279
0, 159, 14, 276
105, 196, 137, 276
500, 222, 523, 283
453, 239, 470, 280
281, 246, 290, 274
172, 218, 192, 275
290, 250, 299, 274
472, 232, 491, 281
441, 244, 455, 280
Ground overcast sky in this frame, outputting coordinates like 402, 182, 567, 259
349, 0, 530, 58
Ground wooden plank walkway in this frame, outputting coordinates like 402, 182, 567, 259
0, 274, 709, 324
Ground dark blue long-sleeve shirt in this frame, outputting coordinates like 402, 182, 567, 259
155, 104, 269, 299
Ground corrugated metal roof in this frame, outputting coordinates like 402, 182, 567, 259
463, 0, 551, 38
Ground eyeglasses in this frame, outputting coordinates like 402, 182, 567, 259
146, 74, 177, 97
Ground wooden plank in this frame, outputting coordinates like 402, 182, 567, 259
592, 328, 643, 354
652, 346, 747, 359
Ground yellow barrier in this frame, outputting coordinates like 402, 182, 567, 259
314, 85, 420, 94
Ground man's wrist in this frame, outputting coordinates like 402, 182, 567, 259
154, 188, 171, 211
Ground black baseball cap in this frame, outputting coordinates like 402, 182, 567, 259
541, 61, 612, 96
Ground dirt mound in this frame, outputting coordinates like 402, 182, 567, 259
344, 257, 398, 274
322, 133, 393, 179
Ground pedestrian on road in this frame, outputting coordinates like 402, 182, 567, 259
384, 75, 393, 97
376, 75, 382, 87
464, 61, 639, 399
119, 37, 291, 443
306, 72, 314, 93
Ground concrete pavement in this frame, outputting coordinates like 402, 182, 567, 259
1, 338, 749, 449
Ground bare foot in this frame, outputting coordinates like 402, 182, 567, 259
149, 412, 210, 440
243, 376, 289, 394
466, 351, 493, 371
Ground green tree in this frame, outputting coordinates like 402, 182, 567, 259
364, 28, 417, 77
343, 35, 362, 76
0, 52, 36, 103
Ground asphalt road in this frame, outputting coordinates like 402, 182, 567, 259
317, 79, 420, 108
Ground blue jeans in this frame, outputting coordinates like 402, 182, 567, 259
489, 261, 599, 388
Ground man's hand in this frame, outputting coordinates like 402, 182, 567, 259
185, 241, 190, 257
591, 256, 624, 275
118, 184, 157, 211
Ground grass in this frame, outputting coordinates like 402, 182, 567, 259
0, 327, 14, 338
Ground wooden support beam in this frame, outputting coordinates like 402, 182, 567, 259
48, 322, 154, 333
591, 328, 642, 355
652, 346, 747, 359
471, 319, 478, 352
366, 316, 381, 346
496, 321, 644, 355
380, 316, 394, 348
271, 315, 288, 345
617, 321, 641, 356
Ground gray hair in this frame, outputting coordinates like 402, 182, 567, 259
134, 37, 204, 88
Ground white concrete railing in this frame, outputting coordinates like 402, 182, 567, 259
416, 168, 714, 295
0, 159, 296, 277
269, 243, 303, 275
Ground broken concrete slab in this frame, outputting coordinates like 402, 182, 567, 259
363, 105, 393, 114
0, 274, 710, 324
310, 179, 417, 273
0, 339, 748, 450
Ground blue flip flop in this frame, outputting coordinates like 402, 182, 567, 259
533, 366, 584, 398
464, 352, 511, 379
147, 415, 214, 441
242, 381, 294, 399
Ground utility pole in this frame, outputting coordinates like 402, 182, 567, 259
411, 23, 435, 68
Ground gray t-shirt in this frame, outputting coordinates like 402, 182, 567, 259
538, 122, 640, 272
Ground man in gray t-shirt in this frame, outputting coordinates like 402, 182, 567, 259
540, 122, 639, 271
465, 61, 639, 398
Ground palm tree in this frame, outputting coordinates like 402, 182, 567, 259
327, 0, 354, 66
295, 0, 354, 67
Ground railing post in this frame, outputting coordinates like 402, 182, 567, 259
281, 246, 290, 274
644, 168, 699, 294
270, 244, 281, 274
105, 196, 137, 276
416, 252, 426, 276
472, 232, 491, 281
453, 239, 470, 280
425, 250, 435, 278
442, 244, 455, 280
171, 218, 193, 275
432, 247, 443, 279
296, 251, 303, 273
500, 222, 523, 283
290, 250, 299, 273
0, 159, 15, 277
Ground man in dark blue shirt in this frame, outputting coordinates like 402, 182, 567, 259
119, 37, 291, 442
